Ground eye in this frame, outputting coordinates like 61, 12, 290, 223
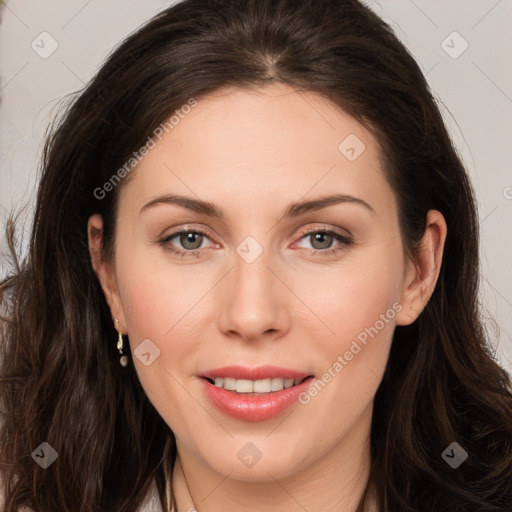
158, 226, 352, 258
295, 227, 352, 255
159, 229, 214, 257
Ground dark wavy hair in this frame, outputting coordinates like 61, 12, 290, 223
1, 0, 511, 510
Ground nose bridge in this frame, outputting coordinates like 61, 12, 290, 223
218, 237, 288, 340
233, 242, 276, 311
234, 247, 272, 298
232, 230, 275, 298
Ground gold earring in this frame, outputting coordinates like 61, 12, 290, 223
115, 319, 128, 367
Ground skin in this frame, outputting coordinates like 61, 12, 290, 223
88, 83, 446, 512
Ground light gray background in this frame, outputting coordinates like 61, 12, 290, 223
0, 1, 511, 374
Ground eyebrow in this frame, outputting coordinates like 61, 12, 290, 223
139, 192, 375, 218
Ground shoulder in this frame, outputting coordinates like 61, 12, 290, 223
137, 478, 164, 512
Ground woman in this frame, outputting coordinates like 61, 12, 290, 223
1, 0, 511, 511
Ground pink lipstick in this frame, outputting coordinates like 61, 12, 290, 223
198, 365, 314, 422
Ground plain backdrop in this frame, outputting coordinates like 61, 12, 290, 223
0, 0, 511, 374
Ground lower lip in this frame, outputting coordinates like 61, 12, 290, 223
200, 376, 314, 422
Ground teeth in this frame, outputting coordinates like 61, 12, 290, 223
235, 379, 254, 393
223, 377, 236, 391
270, 378, 284, 391
211, 376, 303, 393
254, 378, 271, 393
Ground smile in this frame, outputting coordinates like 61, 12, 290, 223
199, 366, 315, 421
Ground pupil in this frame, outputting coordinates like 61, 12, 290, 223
181, 232, 202, 250
312, 233, 332, 250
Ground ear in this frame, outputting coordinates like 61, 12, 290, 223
87, 214, 127, 333
395, 210, 447, 326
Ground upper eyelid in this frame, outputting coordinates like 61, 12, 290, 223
295, 224, 352, 239
162, 226, 216, 243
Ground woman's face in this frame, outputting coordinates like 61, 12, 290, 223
90, 83, 428, 481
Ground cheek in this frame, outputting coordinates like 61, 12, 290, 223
293, 247, 404, 346
115, 262, 210, 431
113, 248, 219, 413
114, 233, 209, 336
117, 263, 209, 362
291, 246, 404, 407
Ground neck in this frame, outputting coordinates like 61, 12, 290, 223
171, 403, 377, 512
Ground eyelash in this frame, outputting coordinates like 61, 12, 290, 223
159, 227, 352, 258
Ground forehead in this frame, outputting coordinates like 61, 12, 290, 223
120, 83, 394, 217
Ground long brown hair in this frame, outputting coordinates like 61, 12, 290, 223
1, 0, 511, 510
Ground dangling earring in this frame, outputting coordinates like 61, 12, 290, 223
115, 319, 129, 367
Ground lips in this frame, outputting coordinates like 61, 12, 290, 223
198, 365, 315, 422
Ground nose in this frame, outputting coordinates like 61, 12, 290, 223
217, 250, 291, 343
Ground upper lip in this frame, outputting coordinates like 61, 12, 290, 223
198, 365, 313, 381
